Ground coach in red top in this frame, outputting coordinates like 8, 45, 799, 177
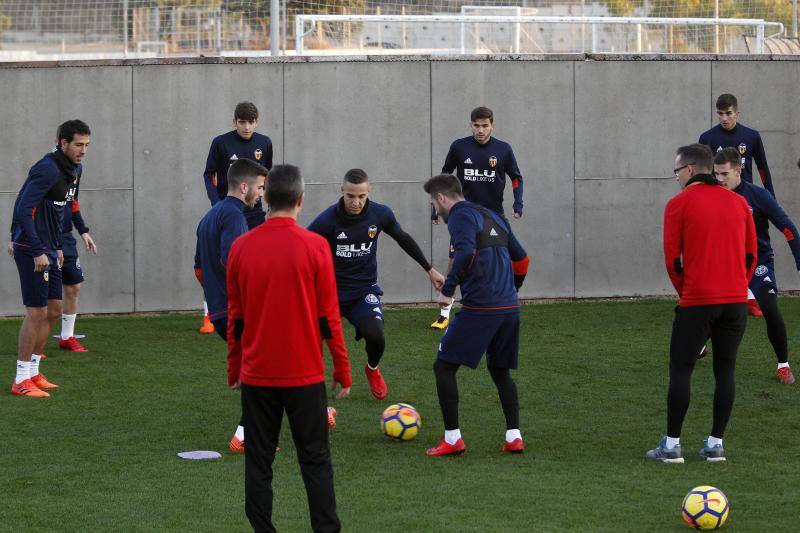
227, 164, 352, 533
646, 144, 756, 464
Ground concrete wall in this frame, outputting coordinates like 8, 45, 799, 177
1, 56, 799, 315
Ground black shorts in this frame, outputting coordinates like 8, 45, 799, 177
14, 250, 62, 307
437, 310, 520, 369
62, 254, 85, 286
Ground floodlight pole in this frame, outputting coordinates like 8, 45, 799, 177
271, 0, 280, 56
793, 0, 798, 38
123, 0, 129, 57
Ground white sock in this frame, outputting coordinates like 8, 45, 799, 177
747, 288, 755, 300
707, 436, 723, 447
440, 304, 452, 319
665, 436, 680, 449
778, 362, 790, 369
367, 362, 378, 371
444, 429, 461, 445
30, 354, 42, 376
15, 360, 31, 384
505, 429, 522, 443
203, 301, 209, 316
235, 425, 245, 441
61, 313, 76, 340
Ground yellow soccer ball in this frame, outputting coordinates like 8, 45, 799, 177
682, 485, 729, 530
380, 403, 421, 441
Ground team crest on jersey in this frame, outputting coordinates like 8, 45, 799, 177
489, 156, 498, 168
368, 225, 378, 239
365, 293, 379, 304
254, 149, 263, 160
755, 265, 768, 277
43, 271, 49, 282
738, 143, 747, 155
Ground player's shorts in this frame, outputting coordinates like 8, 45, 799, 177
437, 310, 520, 369
61, 254, 85, 286
339, 286, 384, 329
14, 250, 63, 307
749, 261, 777, 295
244, 201, 266, 230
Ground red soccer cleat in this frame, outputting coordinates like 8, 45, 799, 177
426, 438, 466, 457
777, 366, 796, 385
31, 373, 59, 389
502, 438, 525, 453
364, 364, 388, 399
11, 379, 50, 398
327, 406, 337, 429
229, 436, 244, 452
59, 336, 88, 352
747, 299, 763, 317
199, 315, 214, 334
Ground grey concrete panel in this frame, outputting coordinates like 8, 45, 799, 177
283, 62, 431, 185
132, 64, 283, 311
575, 178, 677, 298
431, 61, 575, 297
0, 190, 133, 316
0, 66, 133, 191
711, 61, 800, 290
61, 189, 135, 313
298, 181, 434, 304
575, 61, 712, 180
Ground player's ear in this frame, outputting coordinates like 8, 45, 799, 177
297, 192, 305, 209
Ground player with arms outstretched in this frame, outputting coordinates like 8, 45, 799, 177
308, 169, 444, 399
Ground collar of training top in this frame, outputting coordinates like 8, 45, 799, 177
336, 197, 370, 222
685, 173, 719, 187
50, 149, 78, 179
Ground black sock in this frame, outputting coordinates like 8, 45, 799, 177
757, 286, 788, 364
357, 317, 385, 368
433, 359, 460, 430
488, 365, 519, 429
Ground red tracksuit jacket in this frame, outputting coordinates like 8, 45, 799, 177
226, 216, 351, 388
663, 180, 757, 307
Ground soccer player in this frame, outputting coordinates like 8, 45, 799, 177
423, 174, 530, 457
431, 106, 525, 330
9, 119, 90, 397
199, 101, 273, 334
714, 147, 799, 385
226, 164, 351, 533
196, 158, 268, 451
57, 170, 98, 352
646, 144, 756, 463
308, 169, 445, 399
699, 94, 774, 317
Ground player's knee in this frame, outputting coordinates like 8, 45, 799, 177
26, 307, 48, 321
358, 317, 385, 346
47, 302, 63, 322
433, 358, 458, 377
488, 365, 511, 385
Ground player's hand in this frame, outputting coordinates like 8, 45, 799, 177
33, 254, 50, 272
432, 216, 441, 225
512, 211, 522, 219
81, 232, 98, 255
428, 268, 445, 291
57, 250, 64, 268
437, 292, 454, 308
331, 381, 351, 400
6, 242, 12, 256
230, 379, 241, 390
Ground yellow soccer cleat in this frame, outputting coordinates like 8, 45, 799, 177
430, 316, 449, 330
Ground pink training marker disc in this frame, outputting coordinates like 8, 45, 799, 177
177, 451, 222, 460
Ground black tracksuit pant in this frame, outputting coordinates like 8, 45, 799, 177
241, 382, 340, 533
667, 303, 747, 439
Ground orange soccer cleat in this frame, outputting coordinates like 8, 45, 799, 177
11, 379, 50, 398
31, 373, 59, 389
777, 366, 796, 385
747, 299, 763, 317
426, 438, 466, 457
199, 315, 215, 334
59, 337, 88, 352
364, 364, 388, 399
229, 436, 244, 452
327, 406, 338, 429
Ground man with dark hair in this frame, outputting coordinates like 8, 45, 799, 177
196, 158, 267, 451
9, 119, 90, 397
199, 101, 273, 334
699, 94, 774, 317
646, 143, 756, 463
423, 174, 530, 456
227, 164, 351, 533
431, 106, 526, 330
56, 156, 98, 353
714, 147, 800, 385
308, 169, 444, 399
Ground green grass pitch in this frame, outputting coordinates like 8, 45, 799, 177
2, 299, 799, 531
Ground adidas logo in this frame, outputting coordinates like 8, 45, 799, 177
769, 289, 776, 294
464, 158, 472, 164
230, 154, 238, 161
337, 232, 347, 239
764, 276, 772, 282
373, 307, 382, 314
489, 228, 499, 237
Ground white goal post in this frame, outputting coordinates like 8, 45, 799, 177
295, 14, 784, 56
